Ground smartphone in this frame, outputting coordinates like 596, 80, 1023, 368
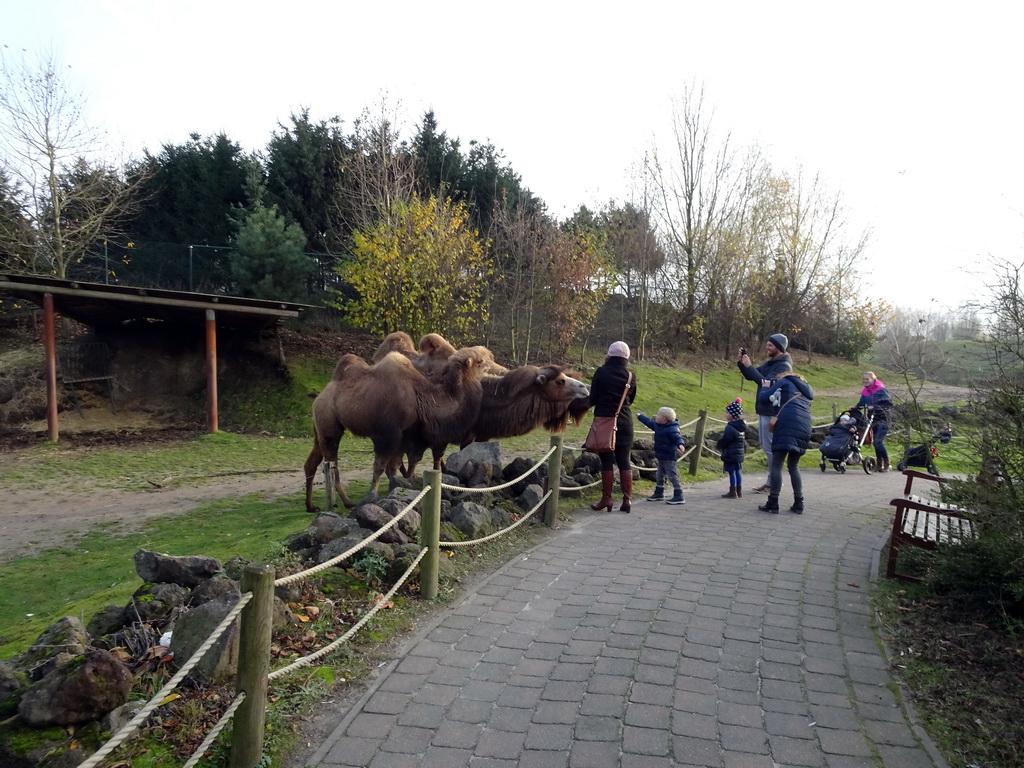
740, 347, 747, 356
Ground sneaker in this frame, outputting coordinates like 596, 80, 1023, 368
753, 484, 771, 494
665, 498, 685, 505
645, 494, 664, 502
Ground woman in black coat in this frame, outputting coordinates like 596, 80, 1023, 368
588, 341, 637, 512
756, 371, 814, 514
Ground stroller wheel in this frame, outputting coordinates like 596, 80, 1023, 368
863, 457, 875, 474
928, 464, 941, 476
838, 464, 847, 474
820, 461, 827, 472
897, 460, 907, 472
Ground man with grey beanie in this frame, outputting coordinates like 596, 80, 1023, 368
737, 334, 793, 493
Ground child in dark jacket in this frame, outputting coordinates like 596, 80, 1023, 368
717, 399, 747, 498
637, 407, 686, 504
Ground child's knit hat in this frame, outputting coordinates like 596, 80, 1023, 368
726, 398, 743, 418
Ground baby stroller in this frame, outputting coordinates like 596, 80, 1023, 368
896, 426, 953, 476
819, 408, 876, 474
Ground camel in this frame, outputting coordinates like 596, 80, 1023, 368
373, 331, 508, 378
403, 363, 592, 478
303, 345, 494, 512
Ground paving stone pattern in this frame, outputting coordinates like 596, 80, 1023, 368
304, 470, 948, 768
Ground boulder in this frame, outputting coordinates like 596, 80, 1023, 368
15, 617, 88, 677
377, 493, 422, 539
0, 661, 26, 717
190, 574, 240, 607
450, 501, 493, 539
124, 582, 188, 625
86, 605, 128, 638
446, 442, 502, 485
169, 591, 241, 686
352, 503, 410, 545
134, 549, 222, 588
516, 483, 545, 513
18, 649, 132, 726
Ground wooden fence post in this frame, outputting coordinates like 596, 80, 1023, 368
544, 435, 563, 528
419, 469, 441, 600
231, 563, 275, 768
689, 409, 709, 476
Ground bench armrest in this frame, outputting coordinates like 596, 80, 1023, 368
902, 469, 948, 496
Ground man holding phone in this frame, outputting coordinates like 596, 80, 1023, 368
737, 334, 794, 493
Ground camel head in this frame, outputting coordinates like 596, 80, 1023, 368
534, 366, 590, 402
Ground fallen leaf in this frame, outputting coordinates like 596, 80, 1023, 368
847, 582, 860, 588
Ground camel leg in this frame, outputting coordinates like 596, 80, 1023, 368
332, 462, 355, 508
303, 438, 324, 514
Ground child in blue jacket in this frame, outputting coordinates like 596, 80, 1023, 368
716, 399, 747, 498
637, 407, 686, 504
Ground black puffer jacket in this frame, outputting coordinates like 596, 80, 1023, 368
738, 353, 793, 416
589, 356, 637, 437
716, 419, 747, 464
758, 374, 814, 454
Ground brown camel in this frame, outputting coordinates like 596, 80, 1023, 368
403, 363, 592, 478
373, 331, 508, 378
304, 345, 493, 512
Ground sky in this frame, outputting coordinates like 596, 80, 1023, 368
2, 1, 1022, 314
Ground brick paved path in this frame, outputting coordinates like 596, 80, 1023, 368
302, 469, 947, 768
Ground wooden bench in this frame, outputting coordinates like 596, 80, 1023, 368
887, 470, 976, 581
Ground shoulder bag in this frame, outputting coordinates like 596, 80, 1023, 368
768, 392, 802, 433
585, 372, 632, 453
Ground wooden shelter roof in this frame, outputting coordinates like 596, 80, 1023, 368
0, 273, 316, 332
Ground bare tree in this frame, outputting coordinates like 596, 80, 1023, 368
336, 97, 418, 239
0, 50, 143, 279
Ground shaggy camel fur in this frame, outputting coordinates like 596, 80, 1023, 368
304, 345, 493, 512
403, 363, 592, 478
373, 331, 508, 378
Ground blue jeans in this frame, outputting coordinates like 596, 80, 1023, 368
655, 458, 682, 493
723, 461, 743, 487
872, 420, 889, 462
768, 450, 803, 500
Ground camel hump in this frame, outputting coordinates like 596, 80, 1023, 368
372, 331, 416, 363
331, 353, 370, 381
419, 333, 456, 358
374, 350, 418, 375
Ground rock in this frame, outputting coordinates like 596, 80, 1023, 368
446, 442, 502, 485
190, 574, 240, 607
134, 550, 222, 588
516, 483, 545, 512
86, 605, 128, 638
0, 661, 27, 717
450, 501, 493, 539
352, 503, 410, 545
169, 591, 241, 686
223, 555, 251, 580
15, 617, 88, 677
376, 494, 422, 539
504, 456, 542, 495
102, 698, 145, 734
316, 534, 367, 565
124, 582, 188, 625
18, 649, 132, 726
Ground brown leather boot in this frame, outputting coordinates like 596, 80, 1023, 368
736, 485, 742, 498
721, 486, 737, 498
619, 471, 633, 512
591, 470, 615, 511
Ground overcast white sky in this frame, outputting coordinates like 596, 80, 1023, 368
3, 1, 1022, 313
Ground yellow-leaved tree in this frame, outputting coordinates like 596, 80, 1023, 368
337, 194, 491, 343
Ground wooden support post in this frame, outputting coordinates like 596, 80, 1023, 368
544, 434, 563, 528
205, 309, 218, 433
43, 293, 58, 442
231, 563, 275, 768
419, 469, 442, 600
689, 409, 709, 476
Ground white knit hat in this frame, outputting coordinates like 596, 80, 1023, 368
607, 341, 630, 359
